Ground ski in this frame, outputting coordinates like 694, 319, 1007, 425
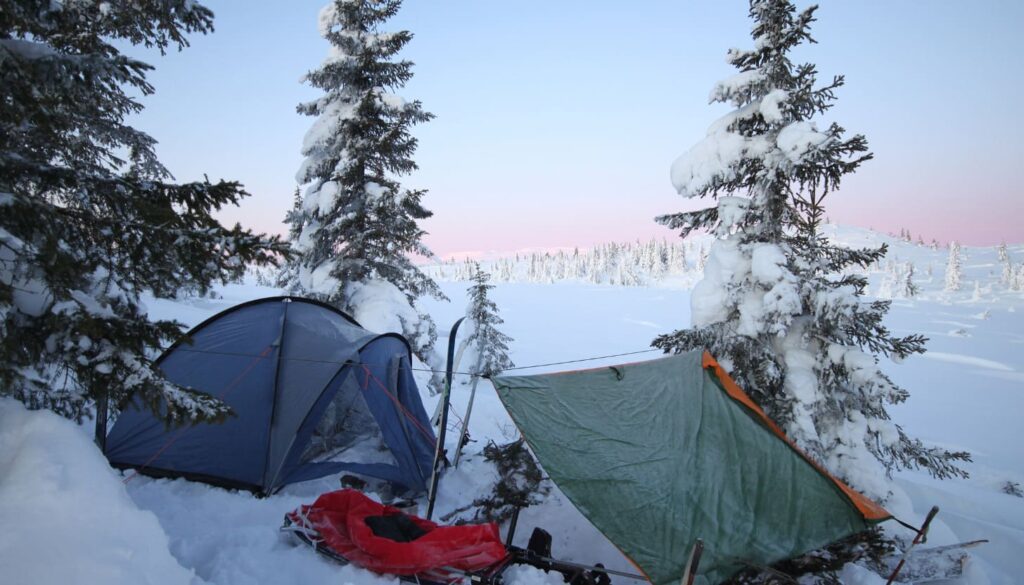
884, 538, 987, 584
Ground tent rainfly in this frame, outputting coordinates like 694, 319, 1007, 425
492, 350, 891, 585
104, 297, 436, 496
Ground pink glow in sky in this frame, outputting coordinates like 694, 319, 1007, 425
133, 1, 1023, 259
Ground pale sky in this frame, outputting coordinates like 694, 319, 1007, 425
128, 1, 1023, 258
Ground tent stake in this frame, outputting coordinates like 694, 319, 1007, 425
886, 506, 939, 585
426, 317, 465, 520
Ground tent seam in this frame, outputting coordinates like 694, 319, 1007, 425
260, 299, 290, 493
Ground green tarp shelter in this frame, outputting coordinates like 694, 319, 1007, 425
492, 350, 890, 585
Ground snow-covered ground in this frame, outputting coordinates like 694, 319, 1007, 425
1, 226, 1022, 584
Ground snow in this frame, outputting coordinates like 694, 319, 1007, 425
52, 288, 116, 318
669, 128, 747, 196
839, 562, 886, 585
317, 2, 339, 36
749, 243, 788, 284
364, 181, 387, 204
125, 476, 396, 585
708, 69, 765, 105
2, 226, 1023, 583
322, 44, 352, 66
672, 70, 798, 196
776, 120, 831, 162
921, 352, 1014, 372
345, 278, 419, 335
502, 565, 567, 585
716, 195, 750, 233
299, 99, 357, 157
690, 237, 745, 326
0, 399, 194, 585
385, 230, 1024, 584
375, 90, 407, 110
10, 277, 52, 317
669, 112, 778, 196
0, 38, 57, 60
298, 259, 340, 296
305, 179, 340, 215
759, 89, 788, 123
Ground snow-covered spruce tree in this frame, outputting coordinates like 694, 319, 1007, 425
649, 241, 668, 280
616, 259, 642, 287
0, 1, 285, 424
587, 251, 602, 284
876, 268, 895, 300
1014, 266, 1024, 292
695, 244, 709, 273
464, 264, 514, 378
653, 0, 968, 514
277, 186, 306, 291
898, 262, 918, 299
670, 241, 688, 275
971, 280, 982, 302
879, 262, 916, 300
997, 242, 1012, 287
287, 0, 446, 390
944, 240, 962, 292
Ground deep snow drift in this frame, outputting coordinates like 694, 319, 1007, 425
1, 226, 1022, 585
0, 399, 194, 585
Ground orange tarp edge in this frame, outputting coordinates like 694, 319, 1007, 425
701, 351, 891, 523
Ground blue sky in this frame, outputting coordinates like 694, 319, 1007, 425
128, 1, 1024, 257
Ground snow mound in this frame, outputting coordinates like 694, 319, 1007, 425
839, 562, 886, 584
346, 278, 416, 335
0, 399, 194, 585
502, 565, 567, 585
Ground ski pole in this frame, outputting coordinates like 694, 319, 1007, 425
681, 538, 704, 585
453, 353, 484, 468
886, 506, 939, 585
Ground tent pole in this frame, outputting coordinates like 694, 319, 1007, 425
426, 317, 464, 520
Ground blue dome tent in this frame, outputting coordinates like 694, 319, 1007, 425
104, 297, 436, 496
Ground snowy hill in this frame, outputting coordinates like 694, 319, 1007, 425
422, 225, 1024, 303
3, 225, 1023, 584
422, 235, 713, 289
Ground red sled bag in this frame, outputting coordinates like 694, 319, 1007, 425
285, 489, 508, 580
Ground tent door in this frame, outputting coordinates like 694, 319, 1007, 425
301, 371, 397, 469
